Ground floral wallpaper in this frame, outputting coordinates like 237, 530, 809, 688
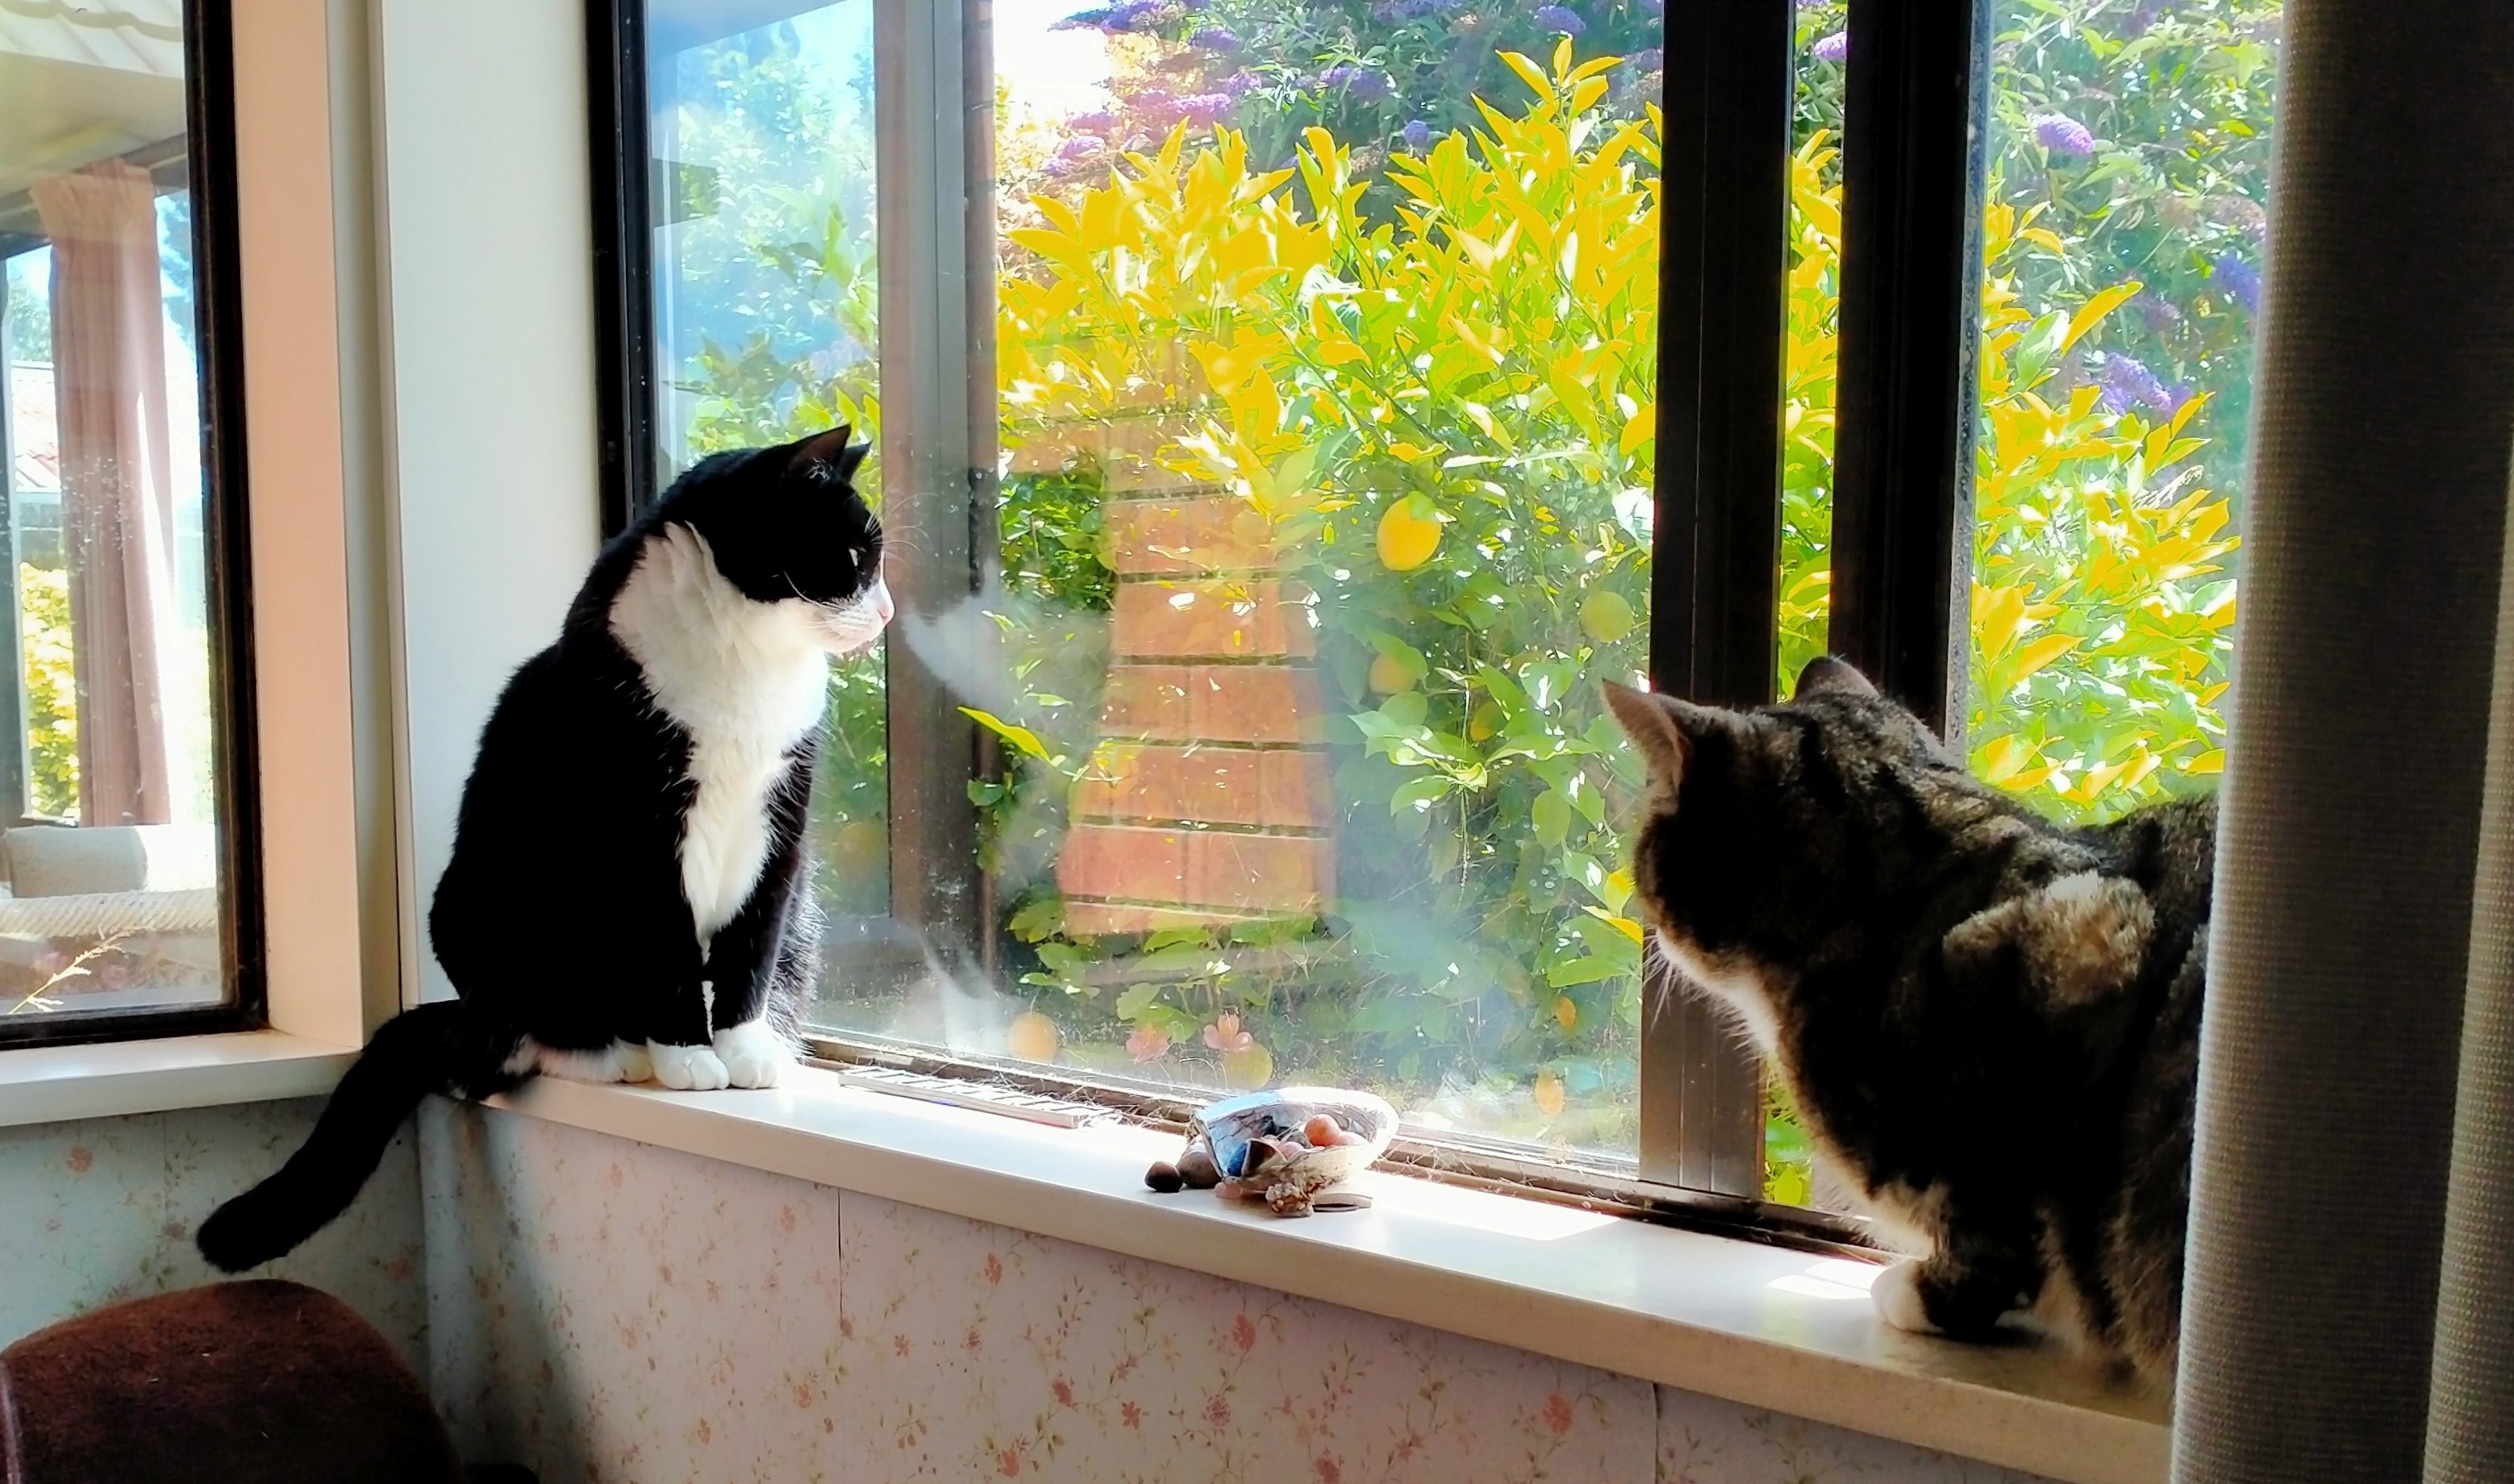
0, 1097, 427, 1373
420, 1103, 2059, 1484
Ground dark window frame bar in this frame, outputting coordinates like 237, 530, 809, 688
585, 0, 1995, 1232
1827, 0, 1993, 739
0, 0, 269, 1049
1642, 0, 1800, 1198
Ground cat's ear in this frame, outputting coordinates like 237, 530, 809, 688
1604, 682, 1703, 784
1792, 655, 1877, 702
786, 424, 868, 484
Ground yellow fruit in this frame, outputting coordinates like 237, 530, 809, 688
1469, 702, 1505, 740
1579, 590, 1636, 644
1553, 995, 1578, 1032
1007, 1011, 1061, 1063
1376, 501, 1442, 571
1219, 1042, 1275, 1090
1368, 653, 1415, 694
1533, 1068, 1567, 1117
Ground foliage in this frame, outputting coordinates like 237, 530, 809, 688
1027, 0, 1662, 198
979, 45, 1658, 1148
1964, 203, 2236, 815
19, 564, 76, 819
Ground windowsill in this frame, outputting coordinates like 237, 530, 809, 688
0, 1029, 357, 1129
480, 1067, 2168, 1484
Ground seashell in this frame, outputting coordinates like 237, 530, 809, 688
1193, 1086, 1397, 1215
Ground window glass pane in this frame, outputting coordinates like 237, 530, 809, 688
644, 0, 891, 923
707, 1, 1669, 1163
1966, 0, 2274, 819
0, 6, 231, 1023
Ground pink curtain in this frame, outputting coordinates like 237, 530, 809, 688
30, 160, 177, 827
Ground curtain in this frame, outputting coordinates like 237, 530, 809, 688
29, 160, 179, 828
2172, 2, 2514, 1482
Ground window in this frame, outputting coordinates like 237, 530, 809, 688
0, 0, 257, 1044
596, 0, 2273, 1230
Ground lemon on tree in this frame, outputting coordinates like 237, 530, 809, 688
1376, 495, 1444, 572
1580, 589, 1636, 644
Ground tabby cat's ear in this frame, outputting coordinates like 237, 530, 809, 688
787, 424, 869, 484
1604, 682, 1707, 785
1792, 655, 1877, 701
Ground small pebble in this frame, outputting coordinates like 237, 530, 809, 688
1177, 1146, 1220, 1189
1144, 1161, 1184, 1194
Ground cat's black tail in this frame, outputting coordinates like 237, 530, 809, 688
196, 999, 477, 1273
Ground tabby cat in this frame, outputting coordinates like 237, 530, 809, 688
1606, 657, 2209, 1382
197, 427, 888, 1273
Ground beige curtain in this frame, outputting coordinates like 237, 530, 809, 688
30, 160, 177, 827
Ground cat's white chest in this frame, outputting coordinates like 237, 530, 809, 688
609, 525, 830, 945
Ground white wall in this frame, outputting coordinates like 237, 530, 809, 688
372, 0, 605, 1003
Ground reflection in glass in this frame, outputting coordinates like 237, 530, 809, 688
0, 2, 227, 1018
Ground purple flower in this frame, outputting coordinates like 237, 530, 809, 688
1067, 110, 1119, 133
2213, 252, 2261, 311
1099, 0, 1168, 31
1534, 4, 1586, 34
1053, 137, 1107, 165
2135, 292, 2184, 335
1049, 6, 1110, 31
1399, 118, 1432, 152
2090, 352, 2173, 415
1219, 70, 1262, 97
2031, 113, 2096, 156
1176, 92, 1233, 124
1626, 46, 1664, 73
1811, 30, 1847, 63
1320, 65, 1390, 98
1188, 24, 1240, 52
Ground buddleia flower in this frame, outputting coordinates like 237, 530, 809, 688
2030, 112, 2095, 157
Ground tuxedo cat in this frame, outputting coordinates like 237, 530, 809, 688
1607, 659, 2211, 1383
197, 426, 888, 1273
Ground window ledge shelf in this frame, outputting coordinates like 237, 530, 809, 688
0, 1030, 357, 1130
479, 1068, 2169, 1484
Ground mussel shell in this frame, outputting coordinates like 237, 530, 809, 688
1194, 1086, 1399, 1191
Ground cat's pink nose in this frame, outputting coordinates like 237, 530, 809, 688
869, 579, 894, 626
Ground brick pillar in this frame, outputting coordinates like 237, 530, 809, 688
1033, 419, 1336, 935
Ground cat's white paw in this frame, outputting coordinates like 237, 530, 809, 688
713, 1019, 789, 1089
648, 1040, 730, 1091
1872, 1259, 1942, 1335
614, 1040, 654, 1084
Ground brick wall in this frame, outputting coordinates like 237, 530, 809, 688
1011, 418, 1336, 936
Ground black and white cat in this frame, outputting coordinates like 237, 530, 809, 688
197, 426, 888, 1273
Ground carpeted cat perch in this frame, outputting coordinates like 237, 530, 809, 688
0, 1280, 527, 1484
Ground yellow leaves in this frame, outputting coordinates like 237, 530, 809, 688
2062, 281, 2145, 354
1974, 582, 2063, 662
2005, 633, 2081, 684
